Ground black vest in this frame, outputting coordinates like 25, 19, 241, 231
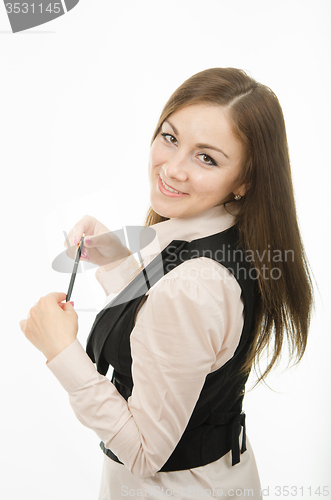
86, 224, 257, 470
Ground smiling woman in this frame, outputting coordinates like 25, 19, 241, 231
145, 67, 314, 384
20, 68, 314, 500
149, 104, 246, 218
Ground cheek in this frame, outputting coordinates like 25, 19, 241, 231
150, 141, 167, 167
192, 171, 220, 194
196, 173, 233, 198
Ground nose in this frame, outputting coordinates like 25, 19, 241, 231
162, 153, 189, 182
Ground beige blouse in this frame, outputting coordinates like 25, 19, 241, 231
47, 204, 262, 499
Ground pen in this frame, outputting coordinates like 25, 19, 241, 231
66, 233, 85, 302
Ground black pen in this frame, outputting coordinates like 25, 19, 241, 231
66, 233, 85, 302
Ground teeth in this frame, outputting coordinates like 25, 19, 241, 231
161, 177, 182, 194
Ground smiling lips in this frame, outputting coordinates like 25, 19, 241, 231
158, 175, 188, 198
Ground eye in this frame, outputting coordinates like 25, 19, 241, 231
161, 133, 178, 145
197, 153, 218, 167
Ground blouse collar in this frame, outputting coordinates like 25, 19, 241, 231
140, 203, 238, 265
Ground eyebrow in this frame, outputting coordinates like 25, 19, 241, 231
164, 120, 229, 159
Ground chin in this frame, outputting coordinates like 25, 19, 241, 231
150, 189, 190, 219
150, 204, 173, 219
150, 201, 178, 220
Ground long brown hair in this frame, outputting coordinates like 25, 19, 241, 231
144, 68, 315, 386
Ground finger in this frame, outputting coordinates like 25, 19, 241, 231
64, 216, 94, 249
73, 215, 96, 245
82, 232, 111, 249
64, 229, 80, 262
63, 301, 75, 311
19, 319, 26, 331
46, 292, 67, 303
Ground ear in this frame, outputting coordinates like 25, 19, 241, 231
234, 182, 250, 197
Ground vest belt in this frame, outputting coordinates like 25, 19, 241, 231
100, 411, 247, 470
204, 411, 247, 466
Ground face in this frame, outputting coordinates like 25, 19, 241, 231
148, 103, 247, 219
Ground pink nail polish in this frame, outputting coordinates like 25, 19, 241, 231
70, 301, 74, 306
73, 236, 77, 245
85, 238, 92, 245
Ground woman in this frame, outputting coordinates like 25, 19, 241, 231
19, 68, 314, 499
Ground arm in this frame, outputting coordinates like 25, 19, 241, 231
95, 253, 142, 296
64, 215, 143, 296
47, 261, 243, 477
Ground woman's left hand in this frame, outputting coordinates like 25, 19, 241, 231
19, 292, 78, 362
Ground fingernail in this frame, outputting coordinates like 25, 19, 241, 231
81, 249, 88, 258
73, 236, 77, 245
70, 301, 74, 306
85, 238, 92, 245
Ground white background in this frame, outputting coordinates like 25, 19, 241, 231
1, 1, 330, 499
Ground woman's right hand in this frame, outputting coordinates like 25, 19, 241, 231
64, 215, 130, 267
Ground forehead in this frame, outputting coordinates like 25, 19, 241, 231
166, 104, 232, 134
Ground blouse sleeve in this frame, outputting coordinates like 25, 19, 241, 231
47, 260, 242, 478
95, 253, 142, 296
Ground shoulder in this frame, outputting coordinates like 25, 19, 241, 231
134, 257, 244, 367
146, 256, 242, 306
